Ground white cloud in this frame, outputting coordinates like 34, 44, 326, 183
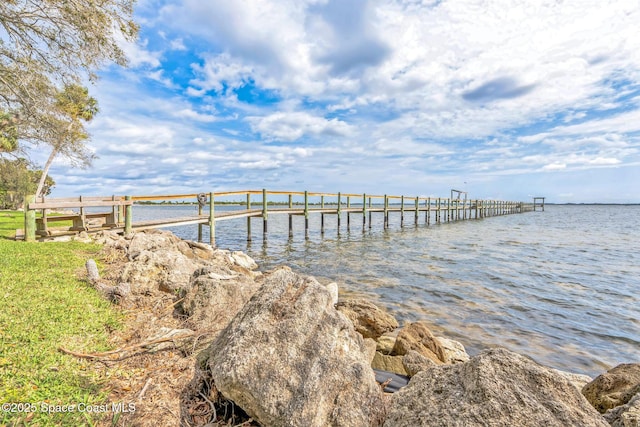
247, 112, 354, 141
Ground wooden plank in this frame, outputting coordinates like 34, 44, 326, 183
29, 200, 133, 209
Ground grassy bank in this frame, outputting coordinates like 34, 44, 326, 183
0, 211, 122, 426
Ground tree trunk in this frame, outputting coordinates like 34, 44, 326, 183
35, 145, 59, 199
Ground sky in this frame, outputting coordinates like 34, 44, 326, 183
39, 0, 640, 203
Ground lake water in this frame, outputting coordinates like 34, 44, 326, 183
132, 204, 639, 377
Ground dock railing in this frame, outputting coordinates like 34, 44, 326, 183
23, 189, 535, 243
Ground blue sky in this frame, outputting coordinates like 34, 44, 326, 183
41, 0, 640, 202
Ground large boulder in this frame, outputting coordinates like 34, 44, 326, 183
336, 299, 398, 339
384, 348, 609, 427
604, 392, 640, 427
582, 363, 640, 413
180, 267, 261, 336
113, 230, 209, 295
207, 267, 386, 427
392, 321, 446, 364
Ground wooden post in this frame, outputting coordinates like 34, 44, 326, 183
247, 193, 252, 241
288, 194, 293, 238
198, 198, 203, 242
383, 194, 388, 229
124, 195, 132, 234
209, 192, 215, 246
321, 195, 325, 234
362, 193, 367, 230
368, 196, 372, 228
414, 197, 419, 225
337, 192, 341, 233
24, 194, 36, 242
112, 195, 118, 225
304, 191, 309, 239
262, 188, 268, 237
400, 195, 404, 227
79, 195, 86, 229
347, 196, 351, 229
427, 197, 431, 225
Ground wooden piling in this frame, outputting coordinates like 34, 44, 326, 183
304, 191, 309, 238
337, 192, 342, 233
198, 199, 203, 242
209, 192, 215, 246
124, 195, 132, 234
362, 193, 367, 230
288, 194, 293, 237
347, 196, 351, 229
262, 188, 267, 236
383, 194, 389, 229
400, 196, 405, 227
247, 193, 252, 241
321, 195, 325, 234
24, 195, 36, 242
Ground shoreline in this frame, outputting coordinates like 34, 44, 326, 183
72, 228, 638, 426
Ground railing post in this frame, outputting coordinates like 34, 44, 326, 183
24, 194, 36, 242
209, 192, 215, 246
247, 193, 252, 241
288, 194, 293, 237
304, 191, 309, 239
198, 196, 203, 242
337, 192, 341, 233
427, 197, 431, 224
383, 194, 388, 229
321, 195, 325, 234
262, 188, 268, 237
362, 193, 367, 230
124, 195, 132, 234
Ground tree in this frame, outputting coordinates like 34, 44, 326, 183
0, 157, 54, 209
0, 111, 19, 152
0, 0, 137, 180
34, 84, 98, 198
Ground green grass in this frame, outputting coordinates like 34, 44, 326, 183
0, 211, 122, 426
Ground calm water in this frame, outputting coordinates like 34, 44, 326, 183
133, 204, 639, 376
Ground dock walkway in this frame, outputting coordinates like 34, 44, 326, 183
22, 189, 540, 244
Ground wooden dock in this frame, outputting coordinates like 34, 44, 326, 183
22, 189, 539, 244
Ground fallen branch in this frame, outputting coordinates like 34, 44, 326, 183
59, 330, 201, 361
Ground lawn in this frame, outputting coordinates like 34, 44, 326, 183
0, 211, 122, 426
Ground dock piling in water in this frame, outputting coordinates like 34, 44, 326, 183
21, 189, 541, 242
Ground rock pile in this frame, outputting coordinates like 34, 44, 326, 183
86, 230, 638, 427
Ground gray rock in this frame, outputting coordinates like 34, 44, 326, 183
552, 368, 593, 392
181, 266, 260, 337
207, 267, 386, 427
363, 338, 377, 364
583, 363, 640, 413
336, 298, 398, 340
326, 282, 339, 306
402, 350, 436, 377
604, 392, 640, 427
384, 348, 609, 427
436, 336, 470, 364
230, 251, 258, 270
